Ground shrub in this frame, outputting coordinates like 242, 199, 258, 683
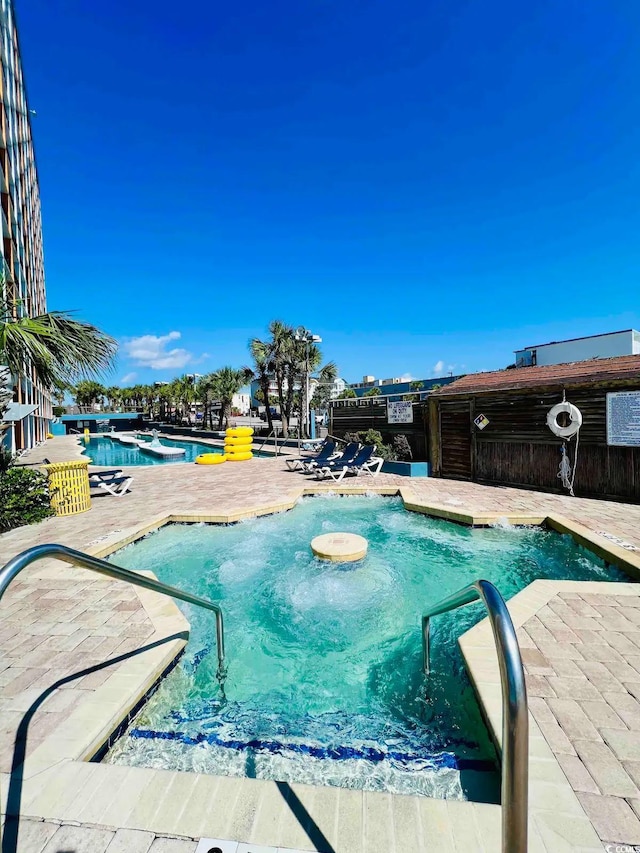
0, 467, 54, 532
393, 434, 413, 461
342, 429, 397, 461
0, 446, 14, 474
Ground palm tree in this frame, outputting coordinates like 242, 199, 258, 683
171, 375, 196, 424
74, 380, 106, 409
140, 384, 156, 418
267, 320, 295, 436
249, 338, 275, 433
309, 361, 338, 411
105, 386, 122, 411
156, 384, 172, 422
211, 366, 253, 429
259, 321, 337, 437
195, 373, 216, 430
0, 290, 116, 418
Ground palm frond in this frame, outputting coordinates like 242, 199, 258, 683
0, 307, 117, 388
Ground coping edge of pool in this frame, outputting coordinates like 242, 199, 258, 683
84, 487, 640, 584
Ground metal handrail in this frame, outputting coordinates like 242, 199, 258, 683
256, 428, 280, 456
0, 544, 225, 675
422, 580, 528, 853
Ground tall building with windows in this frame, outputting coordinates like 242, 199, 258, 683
0, 0, 51, 451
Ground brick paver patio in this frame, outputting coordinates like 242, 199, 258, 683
2, 434, 640, 850
520, 590, 640, 847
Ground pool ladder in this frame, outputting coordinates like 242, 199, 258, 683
422, 580, 529, 853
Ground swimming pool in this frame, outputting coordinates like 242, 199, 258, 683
82, 435, 266, 466
104, 496, 626, 798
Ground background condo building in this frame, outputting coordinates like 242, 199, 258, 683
0, 0, 51, 452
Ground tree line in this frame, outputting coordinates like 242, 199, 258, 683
67, 320, 338, 437
1, 283, 339, 439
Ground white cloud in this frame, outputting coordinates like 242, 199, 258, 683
399, 373, 414, 382
123, 331, 193, 370
433, 360, 445, 374
120, 372, 137, 385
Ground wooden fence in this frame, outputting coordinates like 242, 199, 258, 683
431, 385, 640, 501
329, 399, 430, 459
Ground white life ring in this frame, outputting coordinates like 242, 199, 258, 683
547, 401, 582, 439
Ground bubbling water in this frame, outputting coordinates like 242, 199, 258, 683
106, 496, 622, 798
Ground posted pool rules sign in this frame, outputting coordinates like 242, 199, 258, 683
607, 391, 640, 446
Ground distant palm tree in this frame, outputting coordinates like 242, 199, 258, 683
309, 361, 338, 411
211, 366, 253, 429
74, 380, 106, 408
196, 373, 217, 429
267, 320, 294, 435
105, 386, 122, 410
249, 338, 275, 433
170, 375, 196, 424
0, 290, 116, 416
156, 384, 172, 422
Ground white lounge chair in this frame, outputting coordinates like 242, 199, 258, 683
94, 476, 133, 497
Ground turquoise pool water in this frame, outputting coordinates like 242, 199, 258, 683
105, 496, 626, 798
82, 435, 260, 466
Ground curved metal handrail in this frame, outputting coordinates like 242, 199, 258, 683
0, 544, 225, 674
422, 580, 528, 853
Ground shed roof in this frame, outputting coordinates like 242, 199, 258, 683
432, 354, 640, 397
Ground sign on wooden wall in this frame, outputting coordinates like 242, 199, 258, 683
387, 401, 413, 424
607, 391, 640, 446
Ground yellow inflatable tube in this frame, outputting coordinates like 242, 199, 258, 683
195, 453, 226, 465
226, 451, 253, 462
226, 426, 254, 437
224, 435, 253, 446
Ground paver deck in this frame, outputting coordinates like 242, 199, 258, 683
521, 589, 640, 847
2, 434, 640, 851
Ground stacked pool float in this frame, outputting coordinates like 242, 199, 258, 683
195, 426, 254, 465
224, 426, 254, 461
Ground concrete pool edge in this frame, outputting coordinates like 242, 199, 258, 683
84, 487, 640, 583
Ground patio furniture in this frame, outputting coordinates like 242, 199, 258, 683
89, 468, 124, 482
285, 439, 336, 471
314, 445, 378, 482
94, 476, 133, 497
301, 441, 360, 473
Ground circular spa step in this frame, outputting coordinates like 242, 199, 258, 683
311, 532, 368, 562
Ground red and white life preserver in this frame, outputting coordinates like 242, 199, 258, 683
546, 402, 582, 439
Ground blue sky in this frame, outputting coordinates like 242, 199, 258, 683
18, 0, 640, 386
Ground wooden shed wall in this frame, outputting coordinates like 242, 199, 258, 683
433, 385, 640, 501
